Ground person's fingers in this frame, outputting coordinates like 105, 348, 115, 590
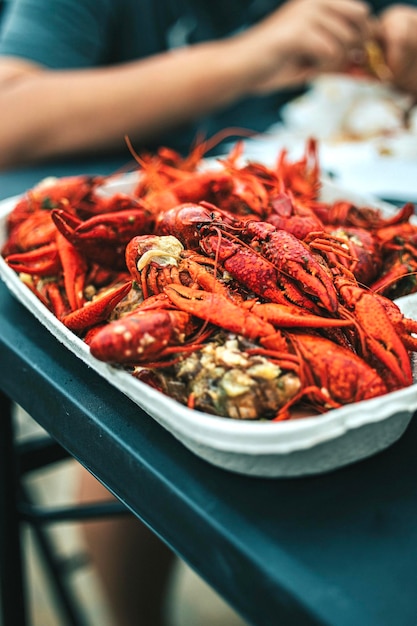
379, 9, 417, 93
388, 33, 414, 80
243, 0, 376, 93
367, 15, 383, 42
294, 0, 373, 69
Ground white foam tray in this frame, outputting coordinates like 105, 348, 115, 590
1, 174, 416, 477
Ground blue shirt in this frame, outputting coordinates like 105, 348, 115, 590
0, 0, 414, 154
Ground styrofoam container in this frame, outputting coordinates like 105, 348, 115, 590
1, 174, 416, 477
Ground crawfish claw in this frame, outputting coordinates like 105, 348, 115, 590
164, 284, 275, 339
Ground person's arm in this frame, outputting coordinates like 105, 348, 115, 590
0, 41, 259, 168
0, 0, 372, 168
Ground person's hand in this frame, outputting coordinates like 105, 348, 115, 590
236, 0, 372, 94
377, 4, 417, 97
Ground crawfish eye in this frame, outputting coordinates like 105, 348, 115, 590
41, 197, 58, 210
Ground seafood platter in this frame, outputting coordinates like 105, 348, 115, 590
1, 138, 417, 477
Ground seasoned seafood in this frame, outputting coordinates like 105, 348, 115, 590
3, 137, 417, 420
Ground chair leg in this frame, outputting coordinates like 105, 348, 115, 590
21, 484, 90, 626
0, 392, 29, 626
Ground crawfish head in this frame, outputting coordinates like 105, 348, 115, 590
155, 202, 219, 249
242, 222, 339, 313
200, 232, 322, 312
328, 226, 382, 285
125, 235, 184, 283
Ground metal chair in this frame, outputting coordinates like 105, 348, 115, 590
0, 391, 128, 626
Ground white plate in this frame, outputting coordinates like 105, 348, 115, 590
1, 175, 417, 477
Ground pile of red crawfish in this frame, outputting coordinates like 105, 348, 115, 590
2, 137, 417, 421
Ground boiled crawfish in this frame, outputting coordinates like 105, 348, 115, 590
2, 137, 417, 421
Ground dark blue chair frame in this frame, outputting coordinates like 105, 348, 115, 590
0, 394, 127, 626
